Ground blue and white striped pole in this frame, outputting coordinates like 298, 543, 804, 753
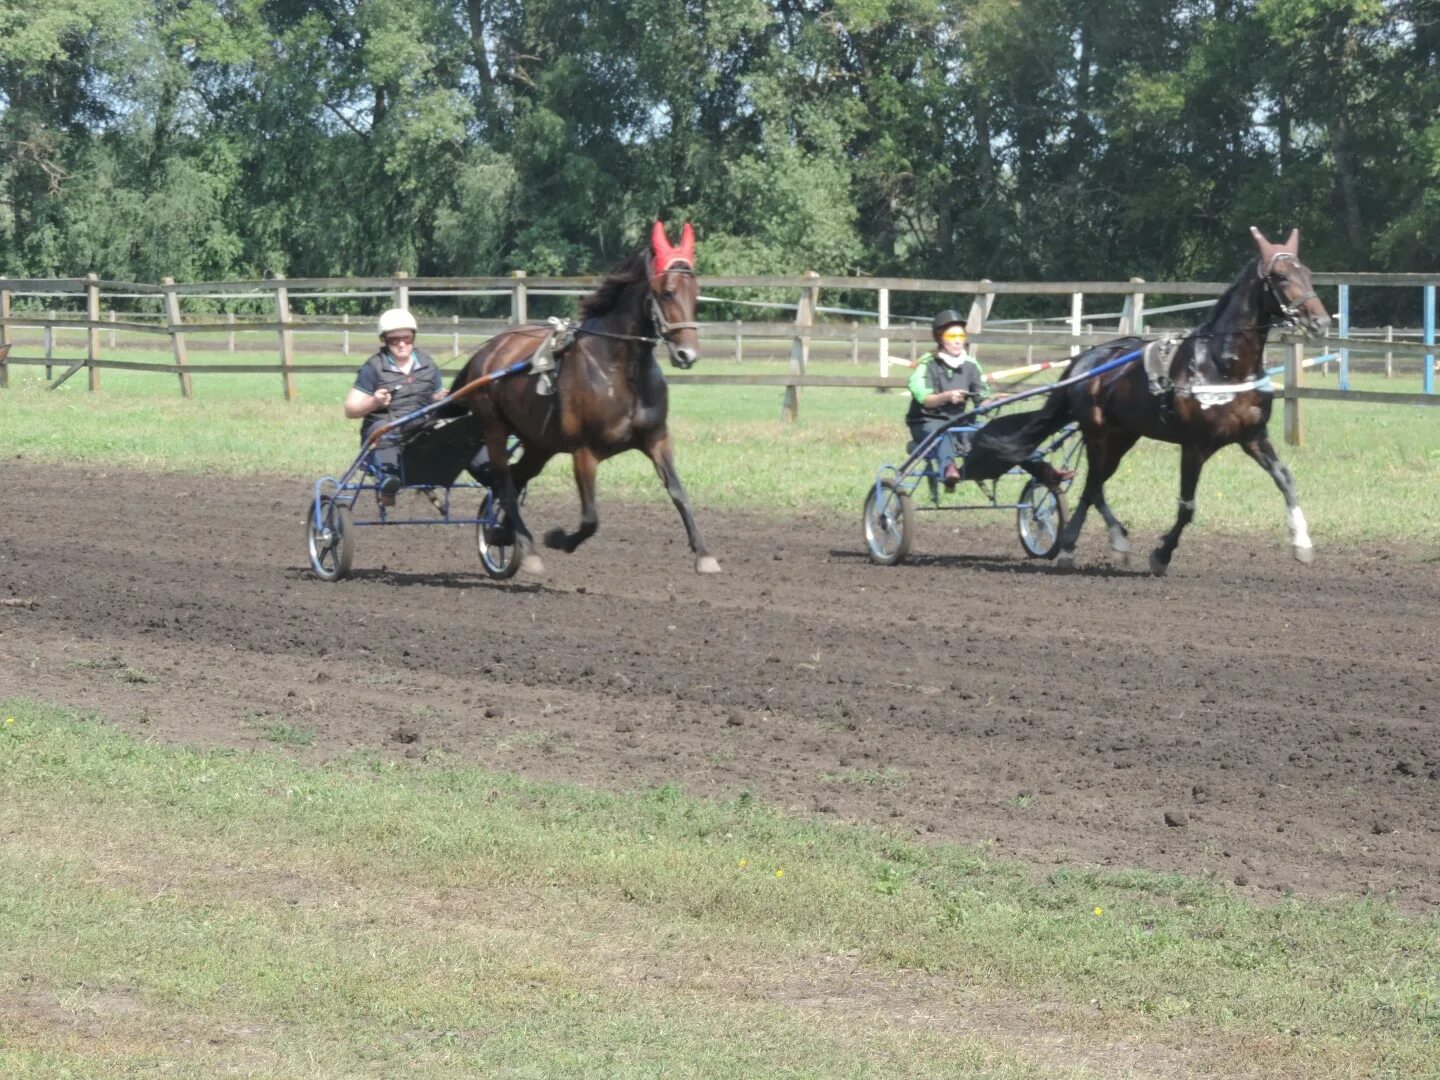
1424, 284, 1435, 396
1337, 283, 1350, 391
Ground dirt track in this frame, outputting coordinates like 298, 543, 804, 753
2, 463, 1436, 907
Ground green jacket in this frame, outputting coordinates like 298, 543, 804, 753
906, 351, 986, 425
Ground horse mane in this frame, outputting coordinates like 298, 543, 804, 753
579, 247, 652, 320
1196, 258, 1262, 335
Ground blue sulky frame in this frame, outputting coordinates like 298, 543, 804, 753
863, 349, 1140, 565
864, 417, 1082, 566
306, 357, 533, 583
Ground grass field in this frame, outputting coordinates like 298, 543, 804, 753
4, 341, 1439, 1076
2, 340, 1437, 546
3, 701, 1438, 1078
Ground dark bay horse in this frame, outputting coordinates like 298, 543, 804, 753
972, 227, 1331, 574
451, 221, 719, 577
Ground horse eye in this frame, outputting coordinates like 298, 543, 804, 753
662, 290, 676, 302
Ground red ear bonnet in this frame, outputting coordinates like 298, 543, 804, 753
651, 221, 675, 269
651, 221, 696, 271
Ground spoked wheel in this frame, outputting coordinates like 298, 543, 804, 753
477, 492, 521, 580
307, 495, 354, 581
862, 479, 914, 566
1017, 479, 1067, 559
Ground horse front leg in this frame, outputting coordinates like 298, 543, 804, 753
485, 427, 546, 577
644, 431, 720, 574
1150, 444, 1209, 576
544, 448, 600, 554
1241, 435, 1314, 564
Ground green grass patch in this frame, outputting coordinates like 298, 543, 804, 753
2, 699, 1437, 1077
4, 345, 1437, 547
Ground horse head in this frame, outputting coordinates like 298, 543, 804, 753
1249, 227, 1331, 336
649, 221, 701, 369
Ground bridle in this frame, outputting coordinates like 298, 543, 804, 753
1259, 252, 1319, 329
646, 265, 700, 368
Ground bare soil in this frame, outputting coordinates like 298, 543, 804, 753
2, 462, 1436, 908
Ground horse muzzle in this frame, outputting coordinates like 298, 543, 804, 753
670, 346, 699, 369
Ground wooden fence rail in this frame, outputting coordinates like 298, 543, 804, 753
1, 270, 1435, 444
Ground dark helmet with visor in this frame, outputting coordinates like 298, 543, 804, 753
931, 309, 968, 341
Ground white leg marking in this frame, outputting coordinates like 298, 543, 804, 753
1288, 506, 1313, 550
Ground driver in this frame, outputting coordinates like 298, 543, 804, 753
344, 309, 447, 504
906, 310, 987, 490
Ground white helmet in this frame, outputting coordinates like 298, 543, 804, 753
377, 308, 418, 336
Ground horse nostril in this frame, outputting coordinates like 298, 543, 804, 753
674, 348, 699, 368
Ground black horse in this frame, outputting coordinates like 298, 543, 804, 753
971, 227, 1331, 573
451, 221, 719, 577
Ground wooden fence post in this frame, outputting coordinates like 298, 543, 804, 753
1284, 339, 1303, 446
734, 319, 742, 363
108, 310, 117, 350
850, 323, 859, 365
966, 279, 995, 340
1119, 279, 1145, 335
162, 277, 193, 399
451, 314, 460, 357
1384, 325, 1393, 378
394, 270, 410, 311
44, 311, 54, 380
274, 274, 297, 401
1025, 321, 1034, 366
86, 273, 101, 391
0, 279, 9, 389
226, 311, 236, 353
341, 313, 351, 356
781, 271, 818, 422
1070, 292, 1083, 356
510, 270, 527, 325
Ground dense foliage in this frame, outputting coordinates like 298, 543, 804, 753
0, 1, 1435, 284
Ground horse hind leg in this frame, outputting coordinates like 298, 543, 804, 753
488, 430, 547, 577
645, 431, 720, 574
1057, 431, 1136, 569
1242, 436, 1314, 564
1094, 499, 1132, 564
544, 448, 600, 554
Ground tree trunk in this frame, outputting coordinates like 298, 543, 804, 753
1328, 115, 1366, 264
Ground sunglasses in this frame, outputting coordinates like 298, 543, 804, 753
384, 334, 415, 346
941, 330, 967, 340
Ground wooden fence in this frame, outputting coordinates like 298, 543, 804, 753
0, 270, 1435, 445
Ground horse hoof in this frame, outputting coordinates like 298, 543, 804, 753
1293, 544, 1315, 565
521, 554, 546, 576
1055, 551, 1076, 571
695, 555, 722, 575
1109, 532, 1132, 555
542, 528, 567, 551
1149, 551, 1169, 576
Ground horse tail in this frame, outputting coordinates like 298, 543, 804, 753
968, 370, 1076, 463
968, 337, 1145, 466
